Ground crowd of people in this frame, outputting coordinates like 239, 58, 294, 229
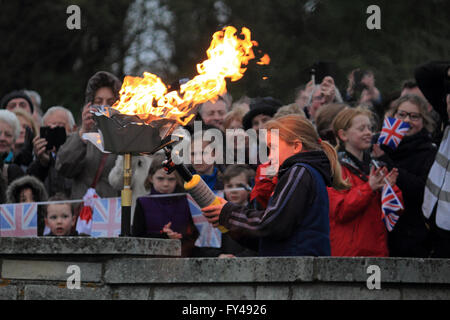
0, 61, 449, 259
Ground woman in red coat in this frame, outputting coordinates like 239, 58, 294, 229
327, 107, 403, 257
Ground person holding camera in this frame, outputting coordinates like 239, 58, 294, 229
55, 71, 120, 201
27, 106, 77, 197
304, 76, 344, 122
346, 69, 382, 107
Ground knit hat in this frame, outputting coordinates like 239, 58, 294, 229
242, 97, 282, 130
1, 90, 34, 114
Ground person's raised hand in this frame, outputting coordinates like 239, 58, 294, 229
305, 79, 314, 92
320, 76, 336, 104
79, 102, 96, 139
346, 69, 357, 96
32, 135, 50, 167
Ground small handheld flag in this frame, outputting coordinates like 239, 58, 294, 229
381, 184, 402, 232
378, 117, 410, 149
372, 160, 403, 232
76, 188, 98, 235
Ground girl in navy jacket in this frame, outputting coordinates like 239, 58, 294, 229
202, 115, 349, 256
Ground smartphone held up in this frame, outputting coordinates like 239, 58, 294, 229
40, 126, 67, 151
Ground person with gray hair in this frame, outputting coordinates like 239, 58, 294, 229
304, 76, 343, 122
0, 109, 21, 143
197, 93, 232, 131
42, 106, 76, 133
23, 89, 44, 127
0, 110, 25, 189
27, 106, 77, 197
23, 90, 41, 109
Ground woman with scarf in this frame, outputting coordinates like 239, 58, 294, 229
373, 94, 437, 257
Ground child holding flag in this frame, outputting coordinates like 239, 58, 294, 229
373, 94, 437, 257
328, 106, 403, 257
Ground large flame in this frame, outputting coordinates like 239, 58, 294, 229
112, 26, 269, 125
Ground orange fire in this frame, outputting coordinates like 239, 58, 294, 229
257, 54, 270, 65
112, 26, 269, 125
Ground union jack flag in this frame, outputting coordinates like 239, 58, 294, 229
378, 117, 410, 149
381, 184, 403, 232
187, 194, 222, 248
91, 198, 121, 237
0, 203, 37, 237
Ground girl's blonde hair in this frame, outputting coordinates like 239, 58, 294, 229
274, 103, 306, 119
331, 106, 374, 148
223, 107, 245, 130
264, 115, 349, 190
13, 108, 39, 137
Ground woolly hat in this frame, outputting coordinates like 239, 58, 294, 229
1, 90, 34, 114
242, 97, 282, 130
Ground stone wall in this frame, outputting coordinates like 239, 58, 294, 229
0, 237, 449, 300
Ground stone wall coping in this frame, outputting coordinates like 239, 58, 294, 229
0, 237, 180, 257
1, 238, 449, 289
103, 256, 450, 284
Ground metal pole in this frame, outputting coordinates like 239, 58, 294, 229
121, 153, 132, 236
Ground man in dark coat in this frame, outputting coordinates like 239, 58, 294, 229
27, 106, 77, 197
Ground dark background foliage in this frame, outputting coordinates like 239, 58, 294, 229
1, 0, 449, 120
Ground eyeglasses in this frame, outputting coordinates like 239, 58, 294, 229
395, 110, 422, 121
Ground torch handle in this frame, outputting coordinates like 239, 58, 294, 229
163, 147, 193, 182
162, 149, 228, 233
120, 202, 131, 236
175, 163, 193, 182
184, 174, 229, 233
121, 153, 132, 237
